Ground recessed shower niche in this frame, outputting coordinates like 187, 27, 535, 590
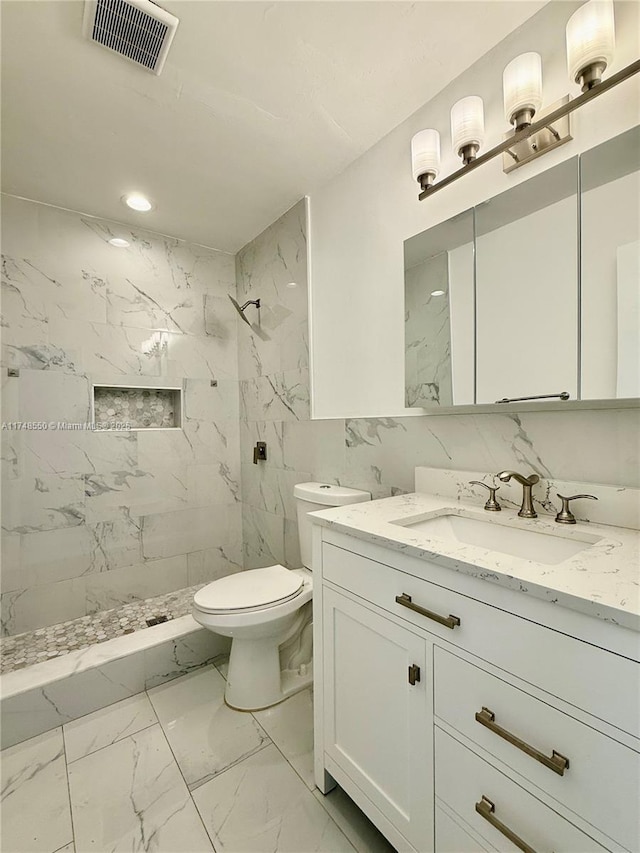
92, 385, 182, 430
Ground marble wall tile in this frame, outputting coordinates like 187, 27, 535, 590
2, 473, 86, 534
240, 368, 310, 423
236, 199, 308, 382
187, 548, 242, 586
242, 505, 285, 569
242, 464, 312, 521
143, 630, 230, 690
85, 555, 188, 614
284, 517, 303, 569
240, 420, 285, 469
1, 196, 242, 634
142, 505, 232, 561
22, 430, 138, 478
283, 419, 346, 482
1, 578, 87, 638
0, 727, 73, 853
20, 516, 142, 587
1, 532, 22, 592
187, 459, 241, 506
184, 377, 240, 423
83, 468, 189, 523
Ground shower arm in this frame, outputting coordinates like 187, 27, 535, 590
240, 299, 260, 311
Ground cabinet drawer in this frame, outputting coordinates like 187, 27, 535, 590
322, 541, 640, 738
435, 648, 640, 851
435, 728, 608, 852
435, 804, 491, 852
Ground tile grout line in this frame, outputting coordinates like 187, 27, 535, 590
60, 726, 78, 853
64, 720, 159, 766
144, 687, 221, 851
250, 719, 357, 852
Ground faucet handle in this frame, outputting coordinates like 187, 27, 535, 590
469, 481, 501, 512
555, 493, 598, 525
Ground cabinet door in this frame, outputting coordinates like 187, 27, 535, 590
322, 588, 432, 851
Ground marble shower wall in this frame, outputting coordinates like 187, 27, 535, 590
239, 198, 640, 572
1, 196, 242, 636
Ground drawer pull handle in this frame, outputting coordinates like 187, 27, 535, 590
395, 593, 461, 630
408, 664, 421, 686
475, 796, 538, 853
475, 707, 570, 776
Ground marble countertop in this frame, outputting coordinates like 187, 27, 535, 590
310, 492, 640, 632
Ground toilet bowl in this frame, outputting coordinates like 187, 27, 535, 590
192, 482, 370, 710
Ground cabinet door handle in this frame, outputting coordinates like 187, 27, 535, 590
475, 796, 538, 853
475, 707, 569, 776
408, 664, 421, 685
395, 593, 460, 630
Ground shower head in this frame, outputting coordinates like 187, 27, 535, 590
229, 295, 261, 326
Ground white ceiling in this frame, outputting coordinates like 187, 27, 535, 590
1, 0, 545, 252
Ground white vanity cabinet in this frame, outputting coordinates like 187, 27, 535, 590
313, 527, 640, 853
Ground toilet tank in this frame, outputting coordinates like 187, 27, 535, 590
293, 482, 371, 569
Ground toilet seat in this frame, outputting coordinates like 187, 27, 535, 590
193, 565, 304, 614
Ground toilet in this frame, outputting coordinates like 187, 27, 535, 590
192, 482, 371, 710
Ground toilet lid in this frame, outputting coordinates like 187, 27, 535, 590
193, 565, 304, 613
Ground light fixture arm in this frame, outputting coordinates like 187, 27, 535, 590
419, 57, 640, 200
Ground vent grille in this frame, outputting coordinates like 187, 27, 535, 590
83, 0, 179, 75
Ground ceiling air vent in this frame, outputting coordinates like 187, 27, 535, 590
82, 0, 179, 75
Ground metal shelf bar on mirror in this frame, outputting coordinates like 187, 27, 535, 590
418, 58, 640, 201
495, 392, 570, 404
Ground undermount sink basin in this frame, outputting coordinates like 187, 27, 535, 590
390, 512, 601, 566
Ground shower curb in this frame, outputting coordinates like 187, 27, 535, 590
0, 615, 230, 749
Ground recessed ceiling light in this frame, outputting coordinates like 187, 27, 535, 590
123, 193, 153, 212
431, 289, 446, 297
108, 237, 130, 248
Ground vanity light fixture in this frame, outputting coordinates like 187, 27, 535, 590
411, 129, 441, 192
123, 193, 153, 212
108, 237, 130, 248
413, 0, 638, 200
567, 0, 615, 91
503, 52, 543, 130
451, 96, 485, 165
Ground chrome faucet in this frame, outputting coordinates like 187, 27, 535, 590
496, 470, 540, 518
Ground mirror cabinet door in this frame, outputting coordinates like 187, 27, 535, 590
404, 209, 474, 408
474, 157, 579, 405
580, 126, 640, 400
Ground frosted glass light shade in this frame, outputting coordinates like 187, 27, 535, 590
566, 0, 615, 85
503, 53, 543, 125
451, 96, 485, 156
411, 129, 441, 181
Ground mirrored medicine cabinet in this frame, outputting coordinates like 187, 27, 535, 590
404, 125, 640, 411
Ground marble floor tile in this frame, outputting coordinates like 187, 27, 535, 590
253, 688, 314, 789
193, 743, 355, 852
67, 724, 213, 852
314, 786, 396, 853
0, 727, 73, 853
148, 665, 270, 789
63, 692, 157, 763
212, 652, 229, 680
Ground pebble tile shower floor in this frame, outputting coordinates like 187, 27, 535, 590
0, 584, 206, 674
